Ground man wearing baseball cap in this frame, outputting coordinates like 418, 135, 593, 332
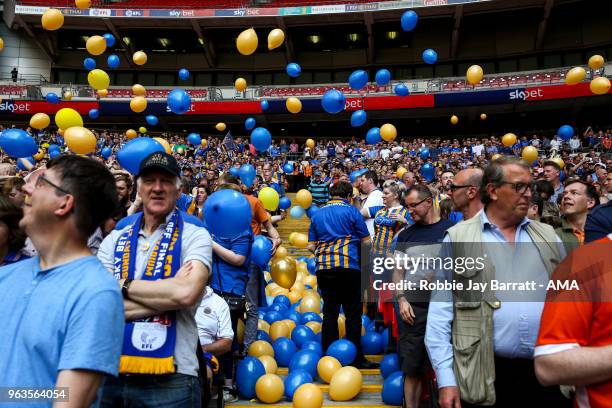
98, 151, 213, 406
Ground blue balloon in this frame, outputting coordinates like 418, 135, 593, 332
45, 93, 59, 104
178, 68, 190, 81
321, 89, 346, 114
291, 326, 316, 349
88, 108, 99, 119
261, 99, 269, 111
269, 303, 288, 313
239, 164, 256, 188
362, 315, 371, 328
558, 125, 574, 141
17, 156, 34, 171
284, 369, 313, 401
227, 166, 238, 177
48, 143, 60, 152
351, 110, 367, 127
273, 338, 298, 368
83, 57, 96, 71
301, 341, 322, 357
257, 330, 272, 343
366, 127, 382, 145
251, 235, 273, 269
167, 88, 192, 114
245, 117, 256, 131
326, 339, 357, 366
285, 310, 302, 325
307, 258, 317, 274
101, 146, 112, 159
422, 48, 438, 65
263, 310, 283, 324
0, 129, 38, 158
103, 33, 115, 47
203, 189, 252, 239
274, 295, 291, 307
348, 70, 368, 90
283, 162, 294, 173
145, 115, 159, 126
187, 132, 201, 145
297, 256, 308, 263
375, 69, 391, 86
116, 137, 165, 174
395, 83, 409, 96
289, 350, 319, 379
279, 196, 292, 210
251, 127, 272, 153
361, 332, 383, 355
419, 147, 430, 159
49, 149, 60, 159
420, 163, 435, 182
290, 206, 305, 219
306, 205, 319, 219
236, 357, 266, 399
107, 54, 120, 69
400, 10, 418, 31
382, 371, 404, 405
380, 353, 400, 379
286, 62, 302, 78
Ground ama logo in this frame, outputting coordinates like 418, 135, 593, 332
509, 88, 543, 101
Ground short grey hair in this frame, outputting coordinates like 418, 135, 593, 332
481, 156, 530, 205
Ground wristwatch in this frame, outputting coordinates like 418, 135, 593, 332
121, 278, 133, 299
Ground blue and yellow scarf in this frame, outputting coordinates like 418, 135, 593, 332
114, 210, 183, 374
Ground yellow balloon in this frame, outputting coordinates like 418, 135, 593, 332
55, 108, 83, 129
0, 37, 4, 51
551, 157, 565, 170
255, 374, 284, 404
296, 262, 308, 274
57, 128, 65, 137
248, 340, 274, 358
126, 129, 137, 140
42, 9, 64, 31
288, 232, 298, 245
588, 55, 605, 70
590, 76, 611, 95
87, 69, 110, 91
480, 113, 487, 120
235, 78, 247, 92
287, 290, 302, 304
269, 321, 290, 341
282, 319, 296, 334
153, 137, 171, 154
286, 97, 302, 114
317, 356, 342, 383
133, 51, 147, 66
268, 28, 285, 50
293, 383, 324, 408
130, 96, 147, 113
139, 127, 147, 134
292, 233, 309, 249
305, 321, 322, 335
302, 274, 317, 288
291, 280, 306, 294
299, 293, 321, 314
33, 150, 44, 161
270, 257, 297, 289
258, 319, 270, 333
466, 64, 484, 85
380, 123, 397, 142
237, 28, 258, 56
259, 187, 280, 211
75, 0, 90, 9
237, 319, 245, 344
521, 146, 538, 164
306, 138, 315, 149
201, 139, 207, 147
132, 84, 146, 96
565, 67, 586, 85
396, 166, 407, 179
329, 366, 363, 401
86, 35, 106, 56
97, 89, 108, 98
450, 115, 459, 125
295, 189, 313, 209
30, 113, 50, 130
215, 123, 226, 132
273, 246, 288, 260
63, 91, 72, 101
64, 126, 96, 155
258, 355, 278, 374
502, 133, 517, 147
491, 153, 503, 161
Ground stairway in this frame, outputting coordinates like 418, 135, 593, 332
274, 193, 311, 259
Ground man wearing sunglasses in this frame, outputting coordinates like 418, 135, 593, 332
448, 168, 484, 221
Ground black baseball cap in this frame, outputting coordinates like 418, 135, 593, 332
137, 151, 181, 178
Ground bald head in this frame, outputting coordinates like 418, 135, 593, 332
450, 168, 484, 219
455, 168, 483, 189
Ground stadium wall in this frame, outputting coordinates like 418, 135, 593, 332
0, 22, 51, 81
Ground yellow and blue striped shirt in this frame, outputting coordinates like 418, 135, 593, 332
368, 205, 411, 256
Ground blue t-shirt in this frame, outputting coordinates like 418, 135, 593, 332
211, 231, 253, 296
0, 256, 124, 407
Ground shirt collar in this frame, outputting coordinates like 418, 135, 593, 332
480, 209, 530, 231
139, 211, 175, 236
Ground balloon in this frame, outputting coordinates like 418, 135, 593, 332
286, 62, 302, 78
132, 84, 146, 96
558, 125, 574, 141
258, 355, 278, 374
299, 293, 321, 314
204, 189, 252, 238
107, 54, 120, 69
261, 99, 269, 111
252, 236, 273, 269
329, 366, 362, 401
588, 54, 605, 70
259, 319, 271, 333
46, 93, 59, 104
269, 321, 290, 341
401, 9, 418, 31
178, 68, 190, 81
75, 0, 90, 9
422, 48, 438, 64
348, 70, 368, 90
292, 383, 323, 408
248, 340, 274, 358
133, 51, 147, 65
87, 69, 110, 90
305, 205, 319, 219
0, 38, 3, 51
97, 89, 108, 97
590, 76, 611, 95
286, 97, 302, 114
450, 115, 459, 125
551, 157, 565, 170
366, 127, 381, 145
86, 35, 106, 56
284, 369, 313, 401
420, 163, 435, 182
237, 28, 258, 56
274, 295, 292, 308
361, 332, 383, 355
42, 9, 64, 31
268, 28, 285, 50
88, 109, 99, 119
279, 196, 292, 210
251, 127, 272, 152
565, 67, 586, 85
521, 146, 538, 164
259, 187, 280, 211
502, 133, 517, 147
0, 129, 38, 158
117, 137, 164, 174
265, 311, 284, 325
307, 258, 317, 274
289, 350, 319, 379
130, 96, 147, 113
83, 57, 96, 71
63, 91, 72, 101
306, 139, 315, 149
466, 64, 484, 85
317, 356, 341, 383
103, 33, 115, 47
201, 139, 207, 148
167, 89, 191, 114
375, 69, 391, 86
245, 117, 256, 130
382, 371, 404, 405
239, 163, 256, 188
271, 257, 297, 289
350, 110, 367, 127
295, 189, 312, 208
380, 123, 397, 142
291, 325, 315, 349
55, 108, 83, 129
491, 153, 502, 161
257, 330, 272, 343
419, 147, 430, 160
395, 83, 409, 96
187, 132, 201, 145
30, 113, 50, 130
236, 357, 266, 399
255, 374, 284, 403
321, 89, 346, 114
273, 338, 298, 367
235, 77, 247, 92
64, 126, 96, 155
125, 129, 137, 140
480, 113, 487, 120
283, 162, 294, 173
380, 353, 400, 379
145, 115, 158, 126
290, 206, 305, 219
301, 340, 322, 355
101, 146, 112, 159
138, 127, 147, 135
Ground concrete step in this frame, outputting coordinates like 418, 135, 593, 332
228, 390, 398, 407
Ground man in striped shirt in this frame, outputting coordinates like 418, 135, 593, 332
308, 171, 331, 207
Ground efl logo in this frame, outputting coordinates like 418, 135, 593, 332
0, 101, 30, 113
509, 88, 543, 100
424, 0, 448, 5
124, 9, 143, 17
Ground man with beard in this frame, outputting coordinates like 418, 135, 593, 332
115, 173, 133, 217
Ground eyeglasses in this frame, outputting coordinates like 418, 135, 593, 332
406, 196, 430, 209
449, 184, 473, 191
35, 174, 71, 195
500, 181, 532, 194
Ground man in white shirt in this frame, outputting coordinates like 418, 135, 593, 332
380, 147, 392, 160
359, 170, 384, 238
